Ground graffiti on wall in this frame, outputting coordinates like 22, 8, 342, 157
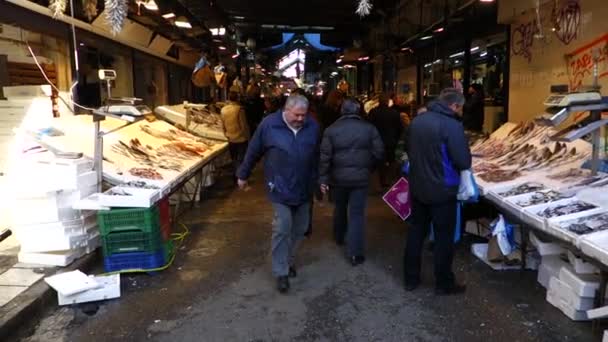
566, 34, 608, 91
512, 19, 539, 63
512, 0, 582, 63
553, 0, 581, 45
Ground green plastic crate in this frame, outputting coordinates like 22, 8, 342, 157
98, 207, 160, 236
102, 229, 163, 255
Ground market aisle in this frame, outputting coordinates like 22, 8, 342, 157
19, 171, 594, 342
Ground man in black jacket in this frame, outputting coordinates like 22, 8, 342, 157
404, 88, 472, 295
319, 98, 384, 266
369, 94, 403, 188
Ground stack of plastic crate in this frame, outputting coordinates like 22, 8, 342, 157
98, 199, 173, 272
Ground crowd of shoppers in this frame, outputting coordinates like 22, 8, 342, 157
230, 83, 470, 296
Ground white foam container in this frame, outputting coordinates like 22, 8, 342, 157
471, 243, 539, 271
559, 265, 602, 298
12, 214, 97, 238
11, 186, 97, 225
548, 277, 595, 311
567, 251, 599, 274
580, 230, 608, 268
18, 247, 86, 266
524, 198, 601, 232
529, 231, 566, 256
98, 187, 160, 208
57, 274, 121, 306
19, 233, 89, 253
538, 255, 569, 288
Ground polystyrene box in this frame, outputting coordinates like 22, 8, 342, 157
559, 265, 601, 298
18, 248, 86, 267
546, 278, 589, 321
19, 233, 89, 253
537, 255, 569, 288
12, 214, 97, 239
580, 230, 608, 271
567, 251, 599, 274
548, 277, 595, 311
57, 274, 120, 306
529, 231, 566, 256
11, 187, 97, 225
604, 330, 608, 342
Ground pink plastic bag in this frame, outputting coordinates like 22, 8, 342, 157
382, 177, 412, 221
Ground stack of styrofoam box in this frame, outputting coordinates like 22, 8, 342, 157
546, 264, 605, 321
10, 157, 102, 266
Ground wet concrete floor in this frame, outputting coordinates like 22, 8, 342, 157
15, 171, 597, 342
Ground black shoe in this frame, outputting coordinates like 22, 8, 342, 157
404, 282, 419, 292
350, 256, 366, 266
288, 266, 297, 278
435, 284, 466, 296
277, 276, 290, 294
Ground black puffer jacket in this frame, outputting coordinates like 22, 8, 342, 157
319, 115, 384, 187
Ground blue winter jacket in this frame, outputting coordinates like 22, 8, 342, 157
408, 101, 472, 205
237, 111, 320, 206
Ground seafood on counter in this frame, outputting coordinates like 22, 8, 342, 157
120, 181, 160, 189
498, 182, 546, 197
111, 139, 183, 171
187, 107, 224, 131
140, 124, 217, 148
472, 161, 501, 173
129, 167, 163, 180
514, 191, 569, 207
478, 169, 522, 183
536, 201, 598, 219
548, 168, 590, 181
106, 188, 133, 196
558, 212, 608, 235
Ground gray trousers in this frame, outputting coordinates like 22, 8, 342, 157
271, 202, 311, 277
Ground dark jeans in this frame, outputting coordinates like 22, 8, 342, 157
404, 198, 457, 289
228, 142, 248, 177
333, 186, 368, 257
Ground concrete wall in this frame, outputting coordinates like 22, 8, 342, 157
501, 0, 608, 122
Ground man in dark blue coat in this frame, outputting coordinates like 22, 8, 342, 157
237, 94, 320, 294
404, 88, 472, 295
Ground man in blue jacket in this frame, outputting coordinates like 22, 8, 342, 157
237, 94, 320, 294
404, 88, 472, 295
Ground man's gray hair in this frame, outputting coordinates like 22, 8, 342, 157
285, 94, 309, 110
439, 88, 465, 106
341, 98, 361, 116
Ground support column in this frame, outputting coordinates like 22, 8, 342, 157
463, 36, 472, 94
0, 55, 8, 100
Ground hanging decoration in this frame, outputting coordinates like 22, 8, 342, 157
105, 0, 128, 35
82, 0, 98, 21
356, 0, 373, 17
49, 0, 67, 18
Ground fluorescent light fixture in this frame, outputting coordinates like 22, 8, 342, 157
480, 0, 494, 2
331, 72, 338, 76
79, 42, 85, 46
337, 66, 343, 69
433, 59, 442, 64
218, 46, 227, 51
210, 27, 226, 36
480, 51, 488, 57
424, 63, 432, 68
233, 16, 245, 20
174, 17, 192, 29
162, 13, 176, 19
420, 35, 433, 41
143, 0, 158, 11
455, 60, 460, 63
336, 59, 342, 63
470, 46, 480, 52
449, 51, 464, 58
339, 55, 344, 58
358, 56, 370, 61
232, 54, 239, 59
433, 27, 444, 33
